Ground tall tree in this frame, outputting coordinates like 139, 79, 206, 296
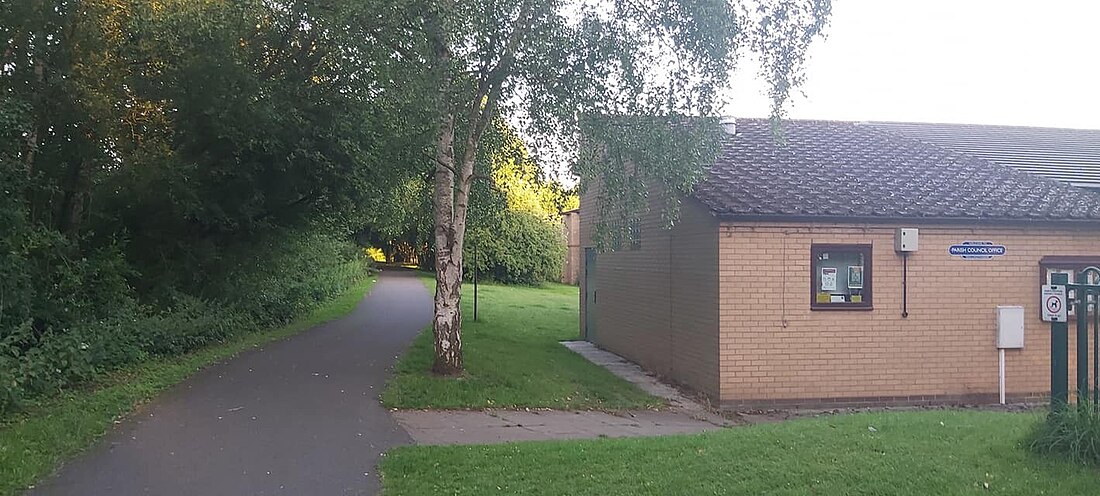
417, 0, 831, 374
0, 0, 429, 323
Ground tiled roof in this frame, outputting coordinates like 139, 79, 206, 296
863, 122, 1100, 190
693, 119, 1100, 222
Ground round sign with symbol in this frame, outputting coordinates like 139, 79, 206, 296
1042, 285, 1068, 322
1046, 296, 1062, 314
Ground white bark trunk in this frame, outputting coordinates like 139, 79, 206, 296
23, 56, 44, 176
432, 110, 464, 375
428, 1, 532, 375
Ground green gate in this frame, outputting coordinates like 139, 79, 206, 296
1049, 268, 1100, 411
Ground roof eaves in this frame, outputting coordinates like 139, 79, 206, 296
713, 212, 1100, 228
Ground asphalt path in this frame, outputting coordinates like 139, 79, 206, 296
28, 269, 433, 496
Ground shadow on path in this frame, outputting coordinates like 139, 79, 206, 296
28, 269, 432, 496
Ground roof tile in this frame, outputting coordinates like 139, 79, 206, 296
693, 119, 1100, 222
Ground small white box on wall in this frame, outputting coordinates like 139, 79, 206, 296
996, 306, 1025, 349
894, 228, 919, 252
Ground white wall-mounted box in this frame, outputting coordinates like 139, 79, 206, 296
996, 306, 1025, 349
894, 228, 919, 252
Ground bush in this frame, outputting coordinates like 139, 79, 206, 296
466, 210, 565, 285
0, 227, 370, 415
0, 321, 97, 412
209, 230, 372, 325
129, 297, 256, 357
1028, 405, 1100, 466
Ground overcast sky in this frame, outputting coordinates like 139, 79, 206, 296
724, 0, 1100, 129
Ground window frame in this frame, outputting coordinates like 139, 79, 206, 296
809, 243, 874, 311
1038, 256, 1100, 287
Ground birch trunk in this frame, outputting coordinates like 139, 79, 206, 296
431, 111, 464, 375
22, 55, 44, 176
428, 0, 532, 375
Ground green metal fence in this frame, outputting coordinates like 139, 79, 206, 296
1050, 267, 1100, 411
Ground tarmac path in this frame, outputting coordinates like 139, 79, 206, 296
28, 269, 432, 496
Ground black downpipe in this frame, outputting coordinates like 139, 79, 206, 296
901, 253, 909, 318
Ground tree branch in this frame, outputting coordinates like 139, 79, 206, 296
457, 0, 536, 189
422, 150, 456, 174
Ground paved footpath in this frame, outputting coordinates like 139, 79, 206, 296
394, 341, 732, 445
28, 270, 432, 496
394, 408, 726, 445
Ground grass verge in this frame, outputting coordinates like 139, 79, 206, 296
382, 410, 1100, 495
0, 276, 377, 496
382, 277, 659, 410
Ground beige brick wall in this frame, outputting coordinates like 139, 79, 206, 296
670, 201, 722, 398
580, 187, 720, 399
561, 211, 580, 285
718, 222, 1100, 408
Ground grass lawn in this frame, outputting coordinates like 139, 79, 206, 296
0, 276, 377, 496
382, 277, 659, 410
382, 410, 1100, 495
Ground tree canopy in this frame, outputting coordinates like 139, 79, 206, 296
1, 0, 831, 390
0, 0, 432, 411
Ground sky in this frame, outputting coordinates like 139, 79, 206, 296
723, 0, 1100, 129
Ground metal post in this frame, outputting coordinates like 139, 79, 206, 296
999, 348, 1006, 405
1084, 267, 1100, 408
1051, 272, 1070, 411
1078, 271, 1089, 405
473, 242, 478, 322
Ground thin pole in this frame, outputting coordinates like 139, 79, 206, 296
473, 242, 478, 322
1051, 272, 1070, 411
999, 348, 1006, 405
1078, 273, 1089, 404
1093, 289, 1098, 406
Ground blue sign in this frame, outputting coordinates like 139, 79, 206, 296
949, 241, 1007, 260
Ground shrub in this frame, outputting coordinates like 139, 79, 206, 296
129, 296, 256, 357
466, 210, 565, 285
0, 226, 369, 415
1028, 404, 1100, 466
0, 321, 98, 413
209, 230, 371, 325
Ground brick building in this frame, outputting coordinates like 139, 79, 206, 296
579, 118, 1100, 409
561, 208, 580, 285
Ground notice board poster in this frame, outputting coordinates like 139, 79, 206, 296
848, 265, 864, 289
821, 267, 838, 291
